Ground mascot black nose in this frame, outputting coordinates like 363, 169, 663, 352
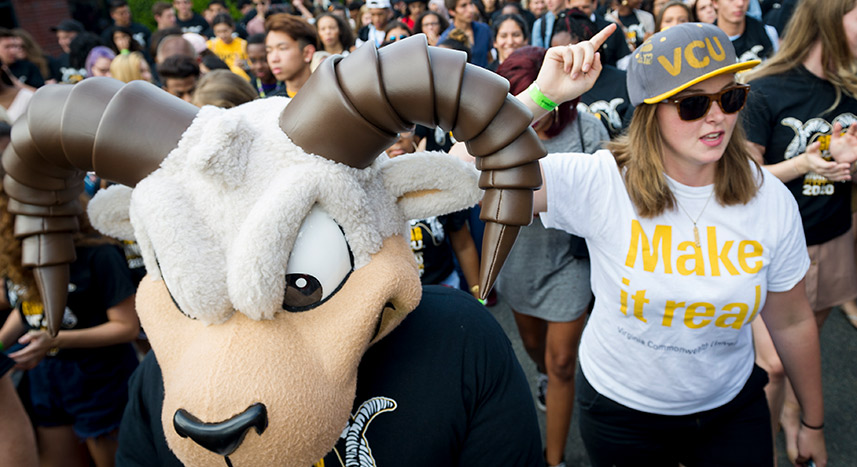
174, 403, 268, 457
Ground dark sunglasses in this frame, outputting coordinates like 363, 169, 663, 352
662, 84, 750, 121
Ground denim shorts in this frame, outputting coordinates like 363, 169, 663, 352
576, 364, 773, 467
28, 346, 138, 439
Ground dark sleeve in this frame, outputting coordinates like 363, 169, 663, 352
0, 353, 13, 378
605, 24, 630, 64
24, 62, 45, 88
139, 24, 152, 43
117, 353, 185, 466
742, 82, 775, 150
48, 55, 62, 82
443, 209, 470, 233
457, 296, 545, 467
101, 28, 114, 47
414, 124, 430, 140
622, 102, 635, 130
596, 17, 630, 67
611, 28, 631, 58
91, 245, 138, 310
235, 24, 249, 39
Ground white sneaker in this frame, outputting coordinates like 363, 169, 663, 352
536, 372, 548, 412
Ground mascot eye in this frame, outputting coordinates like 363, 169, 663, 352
282, 206, 353, 312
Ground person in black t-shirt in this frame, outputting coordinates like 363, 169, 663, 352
0, 185, 140, 467
743, 0, 857, 463
566, 0, 630, 67
604, 0, 654, 52
0, 29, 43, 90
49, 19, 85, 83
101, 0, 152, 51
174, 0, 211, 35
713, 0, 777, 62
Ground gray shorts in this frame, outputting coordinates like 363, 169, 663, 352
497, 217, 592, 322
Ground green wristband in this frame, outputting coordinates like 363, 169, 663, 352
528, 82, 558, 111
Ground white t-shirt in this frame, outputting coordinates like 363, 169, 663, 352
541, 150, 809, 415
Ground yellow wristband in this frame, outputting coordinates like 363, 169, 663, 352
527, 82, 558, 111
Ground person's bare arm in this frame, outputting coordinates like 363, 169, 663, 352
760, 279, 827, 467
10, 294, 139, 370
0, 309, 26, 351
448, 224, 480, 297
0, 281, 9, 311
453, 26, 616, 216
749, 141, 851, 184
514, 23, 616, 124
292, 0, 316, 21
0, 374, 38, 467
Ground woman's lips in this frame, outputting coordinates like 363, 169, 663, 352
700, 131, 724, 147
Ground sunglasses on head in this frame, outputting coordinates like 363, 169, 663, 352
662, 84, 750, 121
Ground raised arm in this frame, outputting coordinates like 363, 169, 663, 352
515, 23, 616, 123
518, 23, 616, 214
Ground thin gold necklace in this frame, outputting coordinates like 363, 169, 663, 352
674, 190, 714, 248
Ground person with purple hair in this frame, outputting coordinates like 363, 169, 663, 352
85, 46, 116, 78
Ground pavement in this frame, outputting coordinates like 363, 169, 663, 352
485, 292, 857, 466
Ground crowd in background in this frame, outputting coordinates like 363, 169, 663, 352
0, 0, 853, 466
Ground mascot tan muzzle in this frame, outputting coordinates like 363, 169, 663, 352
2, 35, 546, 466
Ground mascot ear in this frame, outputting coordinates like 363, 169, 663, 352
381, 152, 483, 220
87, 184, 135, 241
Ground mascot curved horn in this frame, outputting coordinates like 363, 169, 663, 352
280, 35, 544, 300
2, 78, 200, 335
3, 36, 545, 336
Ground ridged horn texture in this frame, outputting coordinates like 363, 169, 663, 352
1, 77, 199, 336
279, 35, 546, 299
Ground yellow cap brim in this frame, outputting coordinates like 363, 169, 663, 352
643, 60, 761, 105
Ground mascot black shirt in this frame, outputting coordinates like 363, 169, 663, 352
116, 286, 545, 466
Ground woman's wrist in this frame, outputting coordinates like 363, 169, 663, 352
45, 330, 61, 350
527, 82, 558, 112
801, 418, 825, 430
793, 154, 807, 177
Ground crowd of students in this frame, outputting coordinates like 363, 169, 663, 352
0, 0, 852, 465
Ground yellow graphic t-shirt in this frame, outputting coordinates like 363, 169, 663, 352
206, 37, 250, 81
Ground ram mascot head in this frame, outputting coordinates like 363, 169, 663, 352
2, 36, 545, 466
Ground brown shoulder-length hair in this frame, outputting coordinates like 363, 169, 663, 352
607, 103, 761, 218
0, 179, 38, 301
746, 0, 857, 113
1, 184, 118, 302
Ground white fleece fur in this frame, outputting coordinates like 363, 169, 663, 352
90, 98, 482, 324
88, 184, 135, 241
381, 152, 483, 221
